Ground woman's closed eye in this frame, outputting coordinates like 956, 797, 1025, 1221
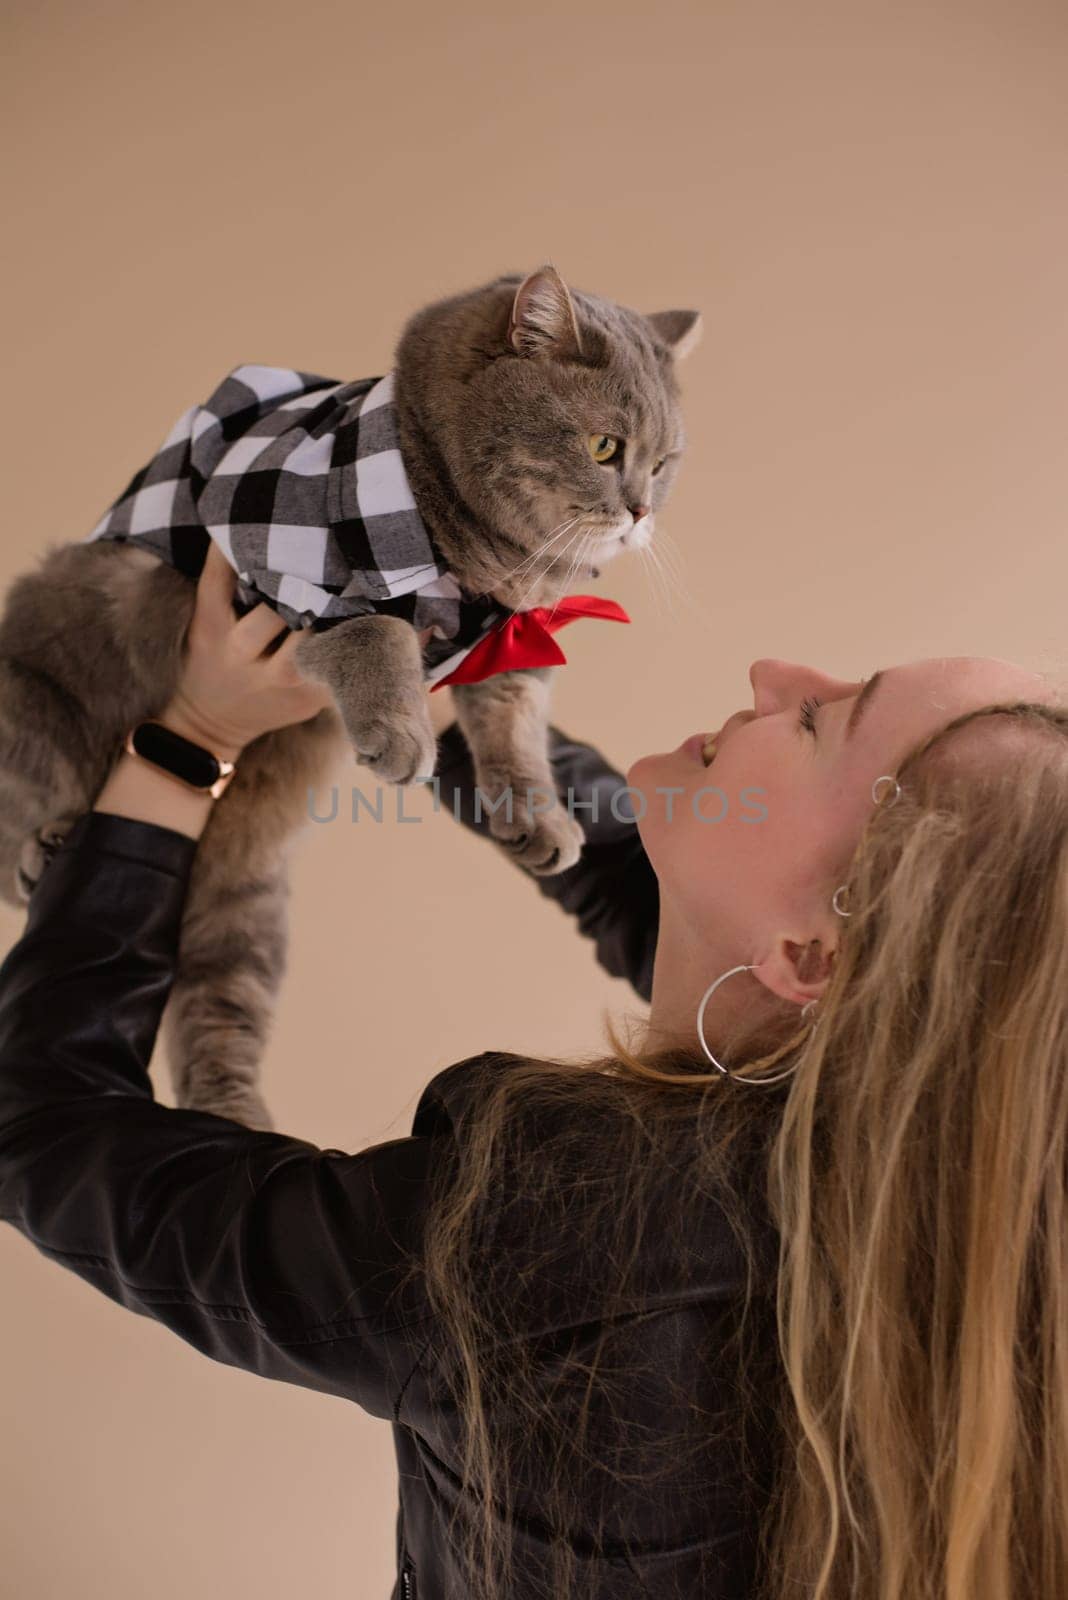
798, 696, 823, 736
797, 676, 870, 739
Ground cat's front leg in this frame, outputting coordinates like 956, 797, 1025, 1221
294, 614, 436, 785
449, 667, 585, 876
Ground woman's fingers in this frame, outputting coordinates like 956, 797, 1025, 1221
272, 629, 334, 699
233, 597, 292, 655
196, 553, 331, 712
197, 544, 288, 657
272, 632, 335, 714
195, 540, 239, 632
274, 626, 328, 674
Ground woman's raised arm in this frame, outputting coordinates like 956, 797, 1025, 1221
433, 718, 659, 1003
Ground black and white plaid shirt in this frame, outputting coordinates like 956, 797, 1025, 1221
85, 364, 506, 685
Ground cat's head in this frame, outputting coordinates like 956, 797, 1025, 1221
393, 264, 701, 606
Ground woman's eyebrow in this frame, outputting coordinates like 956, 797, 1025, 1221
842, 669, 887, 742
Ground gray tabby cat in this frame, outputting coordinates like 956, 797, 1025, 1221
0, 264, 700, 1130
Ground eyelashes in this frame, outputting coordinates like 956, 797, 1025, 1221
797, 676, 870, 738
798, 695, 823, 735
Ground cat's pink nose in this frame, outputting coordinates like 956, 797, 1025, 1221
629, 503, 650, 522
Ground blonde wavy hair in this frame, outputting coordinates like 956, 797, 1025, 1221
400, 686, 1068, 1600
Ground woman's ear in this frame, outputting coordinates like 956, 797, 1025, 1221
751, 932, 837, 1007
508, 264, 584, 359
645, 308, 703, 361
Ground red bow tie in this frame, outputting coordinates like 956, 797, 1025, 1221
430, 594, 631, 691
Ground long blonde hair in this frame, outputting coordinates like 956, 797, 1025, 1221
401, 692, 1068, 1600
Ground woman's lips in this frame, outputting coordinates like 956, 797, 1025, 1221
683, 731, 716, 765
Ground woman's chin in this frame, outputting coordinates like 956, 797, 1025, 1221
625, 753, 648, 789
626, 750, 670, 792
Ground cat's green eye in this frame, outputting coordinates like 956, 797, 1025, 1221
587, 434, 622, 465
652, 456, 667, 475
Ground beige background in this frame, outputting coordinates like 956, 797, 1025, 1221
3, 1, 1067, 1594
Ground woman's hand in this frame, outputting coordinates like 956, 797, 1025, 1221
159, 542, 335, 760
92, 544, 334, 840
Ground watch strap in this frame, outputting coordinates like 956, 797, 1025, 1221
124, 721, 237, 799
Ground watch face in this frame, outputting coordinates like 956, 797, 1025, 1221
132, 722, 222, 789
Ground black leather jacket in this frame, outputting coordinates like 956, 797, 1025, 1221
0, 721, 777, 1599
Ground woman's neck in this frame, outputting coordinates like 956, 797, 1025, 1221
646, 897, 780, 1060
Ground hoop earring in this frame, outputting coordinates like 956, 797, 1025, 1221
832, 884, 851, 917
696, 964, 805, 1085
872, 773, 900, 805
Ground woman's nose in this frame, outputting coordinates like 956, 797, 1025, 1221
749, 658, 802, 693
748, 658, 857, 712
748, 658, 819, 714
749, 658, 791, 684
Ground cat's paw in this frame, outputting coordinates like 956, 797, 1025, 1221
15, 819, 75, 902
480, 776, 585, 876
347, 703, 437, 786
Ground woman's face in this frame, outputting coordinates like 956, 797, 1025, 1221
627, 655, 1049, 987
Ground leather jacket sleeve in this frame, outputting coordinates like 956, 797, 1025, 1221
0, 720, 656, 1415
0, 809, 464, 1418
433, 720, 659, 1003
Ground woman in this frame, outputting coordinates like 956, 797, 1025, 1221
0, 543, 1065, 1600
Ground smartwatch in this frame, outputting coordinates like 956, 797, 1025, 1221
124, 720, 238, 799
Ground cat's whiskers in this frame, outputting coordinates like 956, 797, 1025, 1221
530, 521, 597, 627
634, 530, 698, 629
497, 509, 696, 634
634, 544, 664, 623
506, 519, 589, 616
648, 526, 700, 621
493, 515, 582, 590
541, 523, 600, 623
647, 541, 680, 622
645, 547, 681, 627
498, 518, 578, 582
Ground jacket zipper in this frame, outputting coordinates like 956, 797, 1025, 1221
400, 1563, 416, 1599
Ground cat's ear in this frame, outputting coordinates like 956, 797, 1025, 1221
645, 309, 703, 361
508, 265, 584, 359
